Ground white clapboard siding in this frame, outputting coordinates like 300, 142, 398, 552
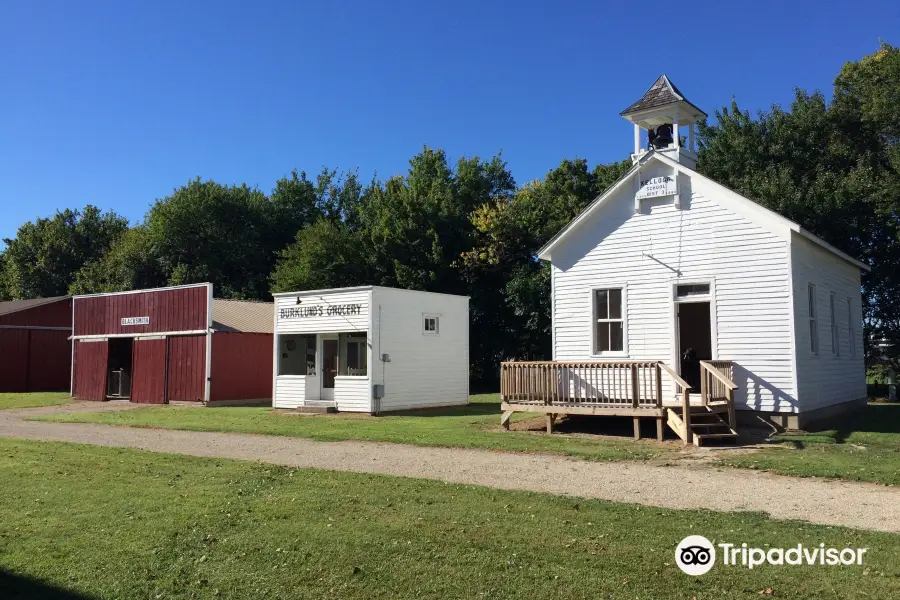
334, 376, 371, 412
274, 375, 306, 408
791, 234, 866, 410
551, 169, 795, 412
275, 289, 370, 334
371, 287, 469, 411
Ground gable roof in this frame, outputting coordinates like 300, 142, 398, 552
212, 298, 273, 333
0, 295, 69, 317
537, 151, 870, 272
621, 75, 707, 119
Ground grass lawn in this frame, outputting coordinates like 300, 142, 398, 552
721, 403, 900, 486
0, 438, 897, 599
34, 393, 676, 462
0, 392, 70, 410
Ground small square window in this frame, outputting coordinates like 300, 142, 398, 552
423, 315, 439, 335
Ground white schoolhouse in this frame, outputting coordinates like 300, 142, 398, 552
272, 286, 469, 413
526, 75, 869, 433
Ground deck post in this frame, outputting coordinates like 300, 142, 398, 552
546, 414, 555, 434
727, 388, 736, 430
500, 410, 513, 430
682, 389, 692, 445
655, 363, 663, 408
633, 417, 641, 440
700, 365, 708, 406
631, 364, 639, 408
656, 415, 664, 441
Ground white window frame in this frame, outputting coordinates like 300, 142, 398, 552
808, 283, 819, 356
847, 297, 855, 357
829, 292, 839, 356
422, 314, 440, 336
590, 286, 627, 357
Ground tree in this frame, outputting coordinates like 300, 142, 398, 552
1, 205, 128, 299
270, 219, 373, 292
69, 226, 165, 294
144, 179, 275, 299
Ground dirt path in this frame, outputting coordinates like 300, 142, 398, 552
2, 402, 900, 534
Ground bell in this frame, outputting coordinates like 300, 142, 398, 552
651, 124, 673, 148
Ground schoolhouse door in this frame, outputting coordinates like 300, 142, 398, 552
674, 283, 714, 391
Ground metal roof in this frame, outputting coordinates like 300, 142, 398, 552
211, 298, 274, 334
0, 295, 69, 317
620, 74, 706, 118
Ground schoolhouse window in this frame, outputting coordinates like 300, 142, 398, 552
423, 315, 439, 335
808, 284, 819, 355
847, 297, 855, 357
594, 288, 624, 353
829, 292, 839, 356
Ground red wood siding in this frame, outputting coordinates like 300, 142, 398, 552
27, 329, 71, 392
0, 330, 30, 393
73, 340, 109, 401
0, 329, 72, 393
131, 338, 167, 404
0, 298, 72, 328
73, 285, 208, 337
210, 333, 273, 401
167, 335, 206, 402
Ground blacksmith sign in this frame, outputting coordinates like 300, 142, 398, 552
121, 316, 150, 326
636, 175, 677, 200
279, 304, 364, 319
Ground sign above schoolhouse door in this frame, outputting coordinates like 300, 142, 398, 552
636, 175, 677, 200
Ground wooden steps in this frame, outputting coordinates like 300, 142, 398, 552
666, 406, 738, 447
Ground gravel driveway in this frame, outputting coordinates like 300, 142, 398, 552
2, 402, 900, 534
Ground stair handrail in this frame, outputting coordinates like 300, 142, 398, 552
657, 362, 692, 391
699, 361, 737, 390
700, 360, 738, 431
658, 361, 693, 445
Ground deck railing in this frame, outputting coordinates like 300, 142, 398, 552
699, 360, 737, 428
500, 361, 691, 409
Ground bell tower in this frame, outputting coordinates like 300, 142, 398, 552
621, 75, 706, 169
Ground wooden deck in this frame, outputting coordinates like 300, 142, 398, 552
500, 360, 738, 446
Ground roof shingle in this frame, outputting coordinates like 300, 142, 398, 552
212, 299, 274, 334
621, 74, 701, 116
0, 296, 69, 317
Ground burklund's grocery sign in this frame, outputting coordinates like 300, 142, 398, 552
279, 304, 364, 319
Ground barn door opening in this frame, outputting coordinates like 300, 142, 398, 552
106, 338, 133, 399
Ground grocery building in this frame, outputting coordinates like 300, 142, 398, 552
272, 286, 469, 413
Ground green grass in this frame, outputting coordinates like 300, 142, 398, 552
721, 403, 900, 485
34, 394, 674, 462
0, 392, 70, 410
0, 438, 897, 599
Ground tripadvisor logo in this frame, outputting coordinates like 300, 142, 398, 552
676, 535, 716, 576
675, 536, 868, 576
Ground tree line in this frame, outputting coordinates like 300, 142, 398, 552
2, 43, 898, 380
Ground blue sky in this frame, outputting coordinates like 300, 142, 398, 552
1, 0, 898, 242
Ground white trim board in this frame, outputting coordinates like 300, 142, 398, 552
71, 282, 210, 300
70, 329, 209, 341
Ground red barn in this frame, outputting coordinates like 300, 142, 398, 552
0, 296, 72, 393
71, 283, 273, 404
